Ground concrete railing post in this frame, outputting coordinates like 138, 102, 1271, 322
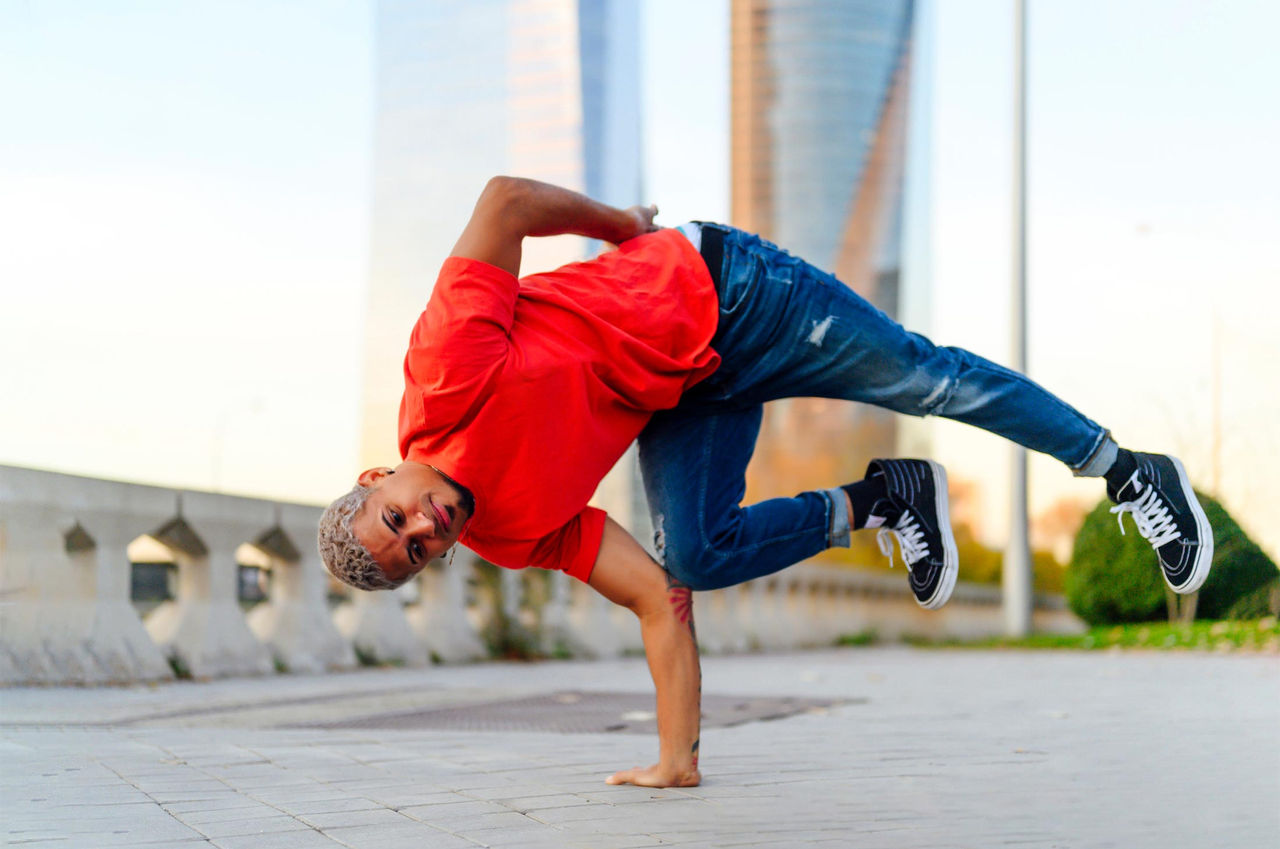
500, 568, 524, 628
697, 586, 749, 654
245, 515, 356, 674
538, 570, 573, 657
772, 573, 799, 649
0, 507, 106, 683
334, 583, 429, 666
0, 468, 172, 685
144, 519, 273, 678
743, 576, 781, 651
406, 552, 487, 663
83, 523, 175, 682
564, 575, 624, 659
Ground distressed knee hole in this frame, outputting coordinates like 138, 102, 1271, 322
807, 315, 835, 347
921, 374, 957, 416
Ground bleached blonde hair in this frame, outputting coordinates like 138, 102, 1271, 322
317, 485, 408, 591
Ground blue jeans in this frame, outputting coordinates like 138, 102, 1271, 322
638, 225, 1116, 591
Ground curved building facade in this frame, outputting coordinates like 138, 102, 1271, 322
731, 0, 921, 514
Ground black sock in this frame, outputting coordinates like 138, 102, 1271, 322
1103, 448, 1138, 496
841, 475, 890, 530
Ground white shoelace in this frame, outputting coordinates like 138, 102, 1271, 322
1110, 471, 1181, 548
876, 512, 929, 572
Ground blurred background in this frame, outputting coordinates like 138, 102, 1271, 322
2, 0, 1277, 586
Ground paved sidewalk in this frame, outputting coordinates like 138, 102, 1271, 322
3, 647, 1277, 849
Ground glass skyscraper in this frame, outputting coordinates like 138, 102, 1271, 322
359, 0, 642, 472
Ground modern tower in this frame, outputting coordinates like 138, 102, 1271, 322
730, 0, 923, 507
359, 0, 643, 474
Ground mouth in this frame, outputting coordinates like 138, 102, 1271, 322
429, 498, 452, 534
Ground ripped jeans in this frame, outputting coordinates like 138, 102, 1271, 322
637, 224, 1116, 591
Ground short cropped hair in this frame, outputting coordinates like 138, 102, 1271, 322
317, 485, 408, 591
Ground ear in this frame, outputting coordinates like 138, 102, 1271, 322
356, 467, 393, 488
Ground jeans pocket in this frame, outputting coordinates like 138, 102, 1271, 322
719, 251, 766, 315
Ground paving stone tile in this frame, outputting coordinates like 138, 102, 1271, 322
274, 795, 385, 815
437, 810, 539, 834
323, 822, 475, 849
297, 808, 416, 829
398, 798, 514, 823
19, 815, 206, 846
190, 814, 311, 839
163, 795, 265, 813
175, 803, 287, 824
496, 793, 597, 811
561, 835, 669, 849
211, 829, 345, 849
524, 803, 617, 825
467, 833, 573, 849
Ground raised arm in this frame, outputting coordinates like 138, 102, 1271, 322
451, 176, 659, 278
588, 517, 702, 788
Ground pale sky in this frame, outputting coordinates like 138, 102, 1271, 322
2, 0, 1276, 558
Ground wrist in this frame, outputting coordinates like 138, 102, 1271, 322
658, 750, 697, 774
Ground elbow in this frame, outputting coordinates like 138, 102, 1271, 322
632, 579, 686, 625
479, 176, 528, 212
476, 176, 532, 234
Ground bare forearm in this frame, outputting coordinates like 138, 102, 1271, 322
640, 596, 702, 775
492, 176, 652, 245
453, 176, 657, 278
589, 518, 701, 787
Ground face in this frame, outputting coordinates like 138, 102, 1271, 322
351, 462, 473, 583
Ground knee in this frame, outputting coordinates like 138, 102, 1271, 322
892, 344, 965, 417
655, 517, 737, 592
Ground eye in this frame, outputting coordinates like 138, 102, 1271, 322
390, 509, 403, 525
411, 541, 425, 561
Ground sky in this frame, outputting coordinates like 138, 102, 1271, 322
1, 0, 1277, 558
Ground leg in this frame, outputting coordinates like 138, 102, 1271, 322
688, 225, 1116, 475
637, 404, 849, 591
691, 224, 1209, 594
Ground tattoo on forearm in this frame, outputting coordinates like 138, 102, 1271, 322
665, 572, 696, 639
664, 570, 702, 772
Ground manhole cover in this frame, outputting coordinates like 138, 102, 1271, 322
287, 691, 850, 734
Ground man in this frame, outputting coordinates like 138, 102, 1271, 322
319, 176, 1213, 788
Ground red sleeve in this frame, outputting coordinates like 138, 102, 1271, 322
528, 507, 608, 582
464, 507, 608, 584
404, 257, 518, 396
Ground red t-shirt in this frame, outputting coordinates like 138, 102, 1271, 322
398, 228, 720, 582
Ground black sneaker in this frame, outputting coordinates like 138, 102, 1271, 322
865, 459, 958, 610
1108, 453, 1213, 594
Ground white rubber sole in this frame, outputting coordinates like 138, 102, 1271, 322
1167, 455, 1213, 594
919, 460, 958, 610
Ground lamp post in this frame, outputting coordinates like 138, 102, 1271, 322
1004, 0, 1033, 637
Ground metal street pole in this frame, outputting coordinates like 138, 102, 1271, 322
1004, 0, 1033, 637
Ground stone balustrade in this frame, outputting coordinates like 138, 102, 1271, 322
0, 464, 1083, 685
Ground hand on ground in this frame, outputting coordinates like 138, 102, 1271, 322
605, 762, 701, 788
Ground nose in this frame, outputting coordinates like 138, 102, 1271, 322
404, 508, 437, 537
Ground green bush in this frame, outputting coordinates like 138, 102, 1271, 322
1225, 578, 1280, 620
1066, 492, 1278, 625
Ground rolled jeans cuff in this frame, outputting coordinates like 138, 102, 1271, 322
1072, 430, 1119, 477
823, 487, 852, 548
